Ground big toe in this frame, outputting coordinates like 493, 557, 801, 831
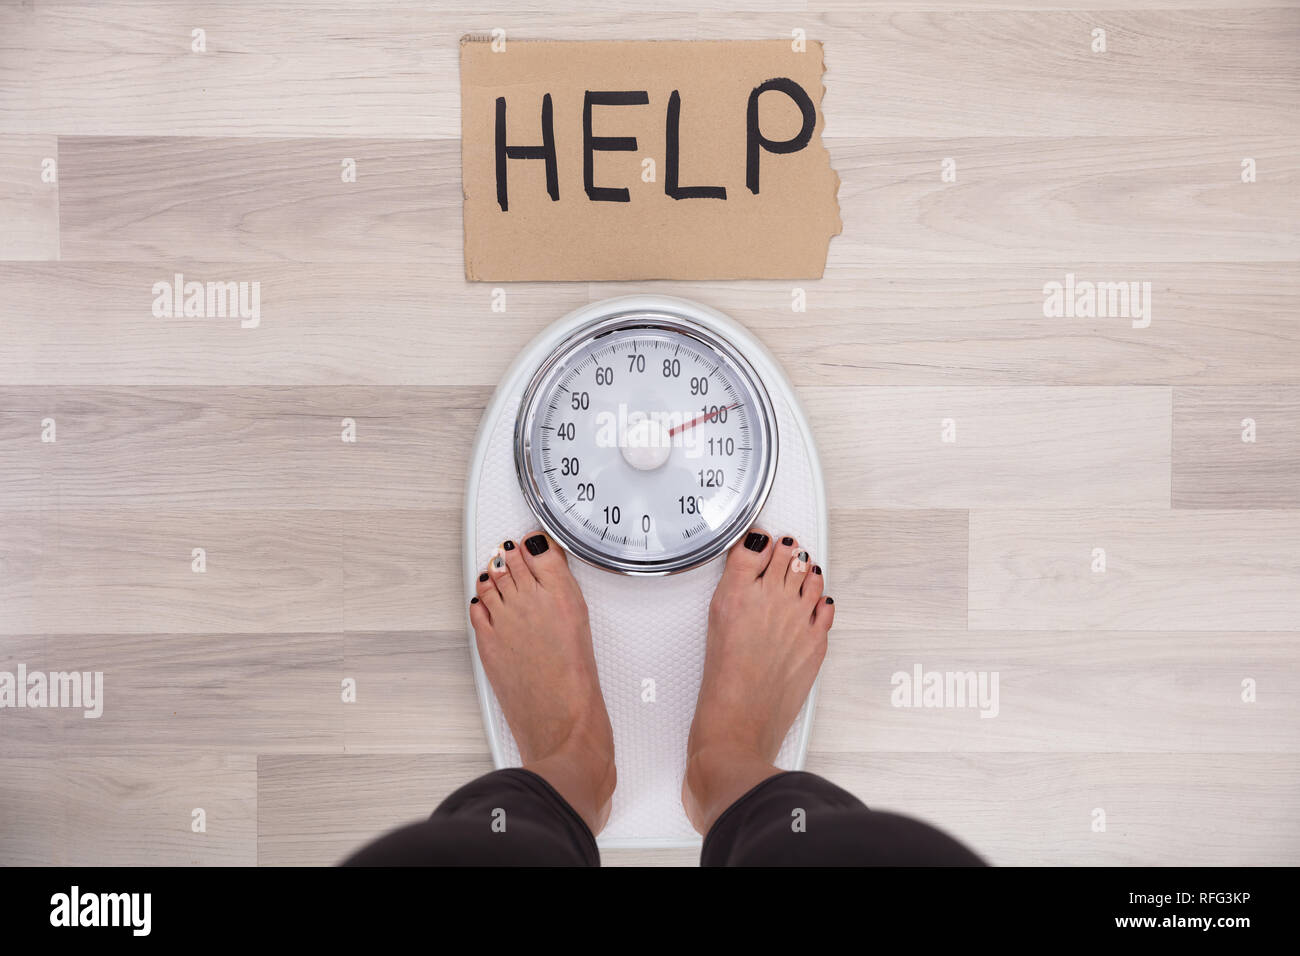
722, 528, 772, 582
520, 531, 571, 585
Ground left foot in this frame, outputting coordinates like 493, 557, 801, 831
683, 529, 834, 833
469, 532, 616, 834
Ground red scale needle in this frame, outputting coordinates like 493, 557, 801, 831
668, 402, 742, 437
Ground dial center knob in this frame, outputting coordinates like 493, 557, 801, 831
620, 417, 672, 471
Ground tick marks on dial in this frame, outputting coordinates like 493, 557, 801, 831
681, 519, 710, 540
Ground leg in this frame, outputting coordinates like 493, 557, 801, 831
701, 770, 985, 866
686, 529, 984, 866
343, 768, 598, 866
345, 531, 615, 866
684, 530, 832, 832
469, 533, 616, 834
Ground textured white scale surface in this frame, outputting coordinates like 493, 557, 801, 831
469, 307, 824, 847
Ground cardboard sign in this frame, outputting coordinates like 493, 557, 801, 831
459, 38, 841, 281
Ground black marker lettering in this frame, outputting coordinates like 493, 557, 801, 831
665, 90, 727, 201
495, 94, 558, 212
583, 90, 649, 202
745, 78, 816, 195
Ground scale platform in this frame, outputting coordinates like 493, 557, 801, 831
463, 294, 827, 848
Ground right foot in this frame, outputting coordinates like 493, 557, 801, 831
683, 530, 835, 833
469, 532, 616, 834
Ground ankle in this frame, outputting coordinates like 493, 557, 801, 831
565, 720, 617, 803
524, 718, 617, 834
682, 742, 779, 835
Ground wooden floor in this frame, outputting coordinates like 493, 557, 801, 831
2, 2, 1298, 866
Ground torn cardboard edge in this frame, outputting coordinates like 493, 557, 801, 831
460, 38, 841, 281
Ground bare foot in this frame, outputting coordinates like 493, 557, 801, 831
683, 529, 834, 834
469, 532, 616, 834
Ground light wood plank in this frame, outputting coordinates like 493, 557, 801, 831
342, 631, 486, 753
805, 386, 1171, 508
0, 754, 256, 865
0, 510, 478, 634
1174, 387, 1300, 508
0, 634, 54, 758
340, 512, 467, 631
0, 633, 344, 756
817, 0, 1295, 7
825, 510, 968, 630
7, 8, 1297, 137
970, 510, 1300, 630
3, 510, 346, 634
725, 9, 1300, 137
0, 630, 487, 756
828, 136, 1298, 264
58, 138, 459, 262
0, 510, 44, 635
816, 629, 1300, 752
0, 387, 489, 511
0, 136, 59, 259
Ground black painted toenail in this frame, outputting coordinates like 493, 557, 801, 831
813, 565, 822, 575
470, 596, 479, 604
525, 534, 549, 556
825, 596, 834, 604
797, 550, 809, 563
503, 540, 515, 551
478, 572, 488, 582
782, 536, 794, 546
744, 532, 768, 552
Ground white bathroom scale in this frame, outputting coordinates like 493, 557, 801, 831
463, 294, 827, 848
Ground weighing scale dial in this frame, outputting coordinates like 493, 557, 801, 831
515, 312, 778, 575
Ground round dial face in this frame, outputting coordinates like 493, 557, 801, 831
515, 312, 778, 575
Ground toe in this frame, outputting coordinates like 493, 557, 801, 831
520, 531, 569, 585
785, 547, 811, 594
487, 548, 517, 596
469, 594, 494, 632
723, 528, 771, 581
801, 561, 825, 608
475, 569, 504, 613
813, 594, 836, 631
499, 539, 535, 592
765, 535, 798, 587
